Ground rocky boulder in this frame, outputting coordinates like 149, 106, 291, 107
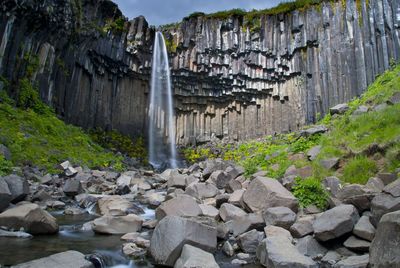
219, 203, 247, 222
237, 229, 265, 253
242, 177, 298, 213
296, 235, 328, 259
97, 195, 133, 216
313, 204, 359, 241
370, 193, 400, 226
174, 244, 219, 268
330, 103, 349, 115
63, 178, 83, 197
185, 183, 219, 199
227, 213, 265, 236
383, 179, 400, 197
256, 226, 317, 267
370, 210, 400, 267
353, 215, 375, 241
0, 203, 58, 234
263, 206, 296, 229
208, 170, 231, 189
335, 255, 369, 268
337, 184, 376, 212
3, 175, 29, 203
12, 250, 94, 268
150, 216, 217, 266
155, 194, 202, 221
92, 214, 143, 234
0, 178, 11, 212
289, 215, 315, 238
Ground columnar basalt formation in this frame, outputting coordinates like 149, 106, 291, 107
0, 0, 399, 145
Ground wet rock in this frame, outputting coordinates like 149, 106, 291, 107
370, 193, 400, 226
155, 194, 202, 221
120, 232, 140, 241
296, 235, 328, 259
97, 195, 133, 216
3, 175, 29, 203
150, 216, 217, 266
64, 207, 86, 215
0, 178, 11, 212
199, 204, 219, 220
313, 205, 359, 241
12, 250, 94, 268
263, 206, 296, 229
175, 244, 219, 268
219, 203, 247, 222
243, 177, 298, 213
343, 236, 370, 252
334, 254, 369, 268
63, 178, 83, 197
231, 259, 247, 265
222, 241, 235, 257
185, 182, 219, 199
383, 179, 400, 197
257, 226, 317, 267
0, 229, 33, 238
143, 219, 158, 229
290, 215, 315, 238
353, 216, 375, 241
92, 214, 143, 234
330, 103, 349, 115
228, 213, 265, 236
0, 203, 58, 234
370, 210, 400, 268
237, 229, 265, 253
122, 243, 146, 258
143, 190, 166, 207
321, 251, 342, 267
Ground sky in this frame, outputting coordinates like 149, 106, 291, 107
113, 0, 283, 26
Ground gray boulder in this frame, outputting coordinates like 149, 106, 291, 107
199, 204, 219, 219
337, 184, 376, 212
296, 235, 328, 259
290, 215, 315, 238
174, 244, 219, 268
366, 177, 385, 192
243, 177, 298, 213
334, 254, 369, 268
353, 105, 369, 115
0, 178, 11, 212
12, 250, 94, 268
0, 144, 11, 160
300, 125, 328, 136
313, 205, 359, 241
370, 193, 400, 226
155, 194, 202, 221
370, 210, 400, 268
228, 213, 265, 236
150, 216, 217, 266
330, 103, 349, 115
185, 183, 219, 199
257, 226, 317, 268
92, 214, 143, 234
376, 173, 397, 185
353, 216, 375, 241
0, 203, 58, 234
208, 170, 231, 189
237, 229, 265, 253
3, 175, 29, 203
323, 176, 341, 197
307, 145, 322, 161
263, 206, 296, 229
343, 236, 370, 252
167, 172, 187, 189
219, 203, 247, 222
383, 179, 400, 197
228, 189, 245, 206
320, 158, 340, 170
63, 178, 83, 197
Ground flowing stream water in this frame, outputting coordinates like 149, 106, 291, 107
148, 32, 178, 169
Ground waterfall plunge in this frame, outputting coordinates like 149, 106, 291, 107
148, 32, 178, 169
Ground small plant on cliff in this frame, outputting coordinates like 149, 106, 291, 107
292, 177, 329, 210
0, 155, 13, 176
103, 17, 126, 34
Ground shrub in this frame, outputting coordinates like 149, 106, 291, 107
242, 158, 258, 178
17, 78, 52, 115
292, 177, 329, 210
0, 155, 13, 176
342, 156, 378, 184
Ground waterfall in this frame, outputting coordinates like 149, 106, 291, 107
148, 32, 178, 169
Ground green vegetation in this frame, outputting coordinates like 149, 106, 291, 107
0, 155, 13, 176
292, 177, 329, 209
103, 17, 126, 34
0, 78, 123, 174
90, 129, 148, 165
342, 156, 378, 184
164, 35, 178, 53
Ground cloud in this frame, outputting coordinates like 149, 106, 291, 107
112, 0, 282, 25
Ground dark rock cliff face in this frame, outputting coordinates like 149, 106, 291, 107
0, 0, 399, 145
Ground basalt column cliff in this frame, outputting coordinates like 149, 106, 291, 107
1, 0, 399, 145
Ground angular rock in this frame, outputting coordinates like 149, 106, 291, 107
63, 178, 83, 197
334, 254, 369, 268
237, 229, 265, 253
199, 204, 219, 219
370, 210, 400, 268
174, 244, 219, 268
0, 203, 58, 234
289, 215, 315, 238
307, 145, 321, 161
370, 193, 400, 226
222, 241, 235, 257
376, 173, 397, 185
202, 159, 230, 179
208, 170, 231, 189
321, 251, 342, 267
387, 91, 400, 105
343, 236, 370, 252
353, 216, 375, 241
242, 177, 298, 213
219, 203, 247, 222
313, 205, 359, 241
301, 125, 328, 136
320, 158, 340, 170
12, 250, 94, 268
167, 173, 187, 189
337, 184, 376, 212
263, 206, 296, 229
296, 235, 328, 259
185, 183, 219, 199
92, 214, 142, 234
383, 179, 400, 197
155, 194, 201, 221
122, 243, 146, 258
116, 174, 132, 187
3, 175, 29, 203
257, 226, 317, 268
226, 179, 242, 193
366, 177, 385, 192
330, 103, 349, 115
150, 216, 217, 266
280, 175, 297, 190
97, 195, 133, 216
0, 178, 11, 212
353, 105, 369, 115
65, 166, 78, 177
323, 176, 341, 197
228, 213, 265, 236
228, 189, 245, 206
215, 193, 230, 208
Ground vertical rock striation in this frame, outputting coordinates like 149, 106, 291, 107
0, 0, 399, 145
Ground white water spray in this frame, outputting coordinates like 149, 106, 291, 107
148, 32, 178, 169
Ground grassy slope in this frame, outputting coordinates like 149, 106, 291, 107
184, 64, 400, 185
